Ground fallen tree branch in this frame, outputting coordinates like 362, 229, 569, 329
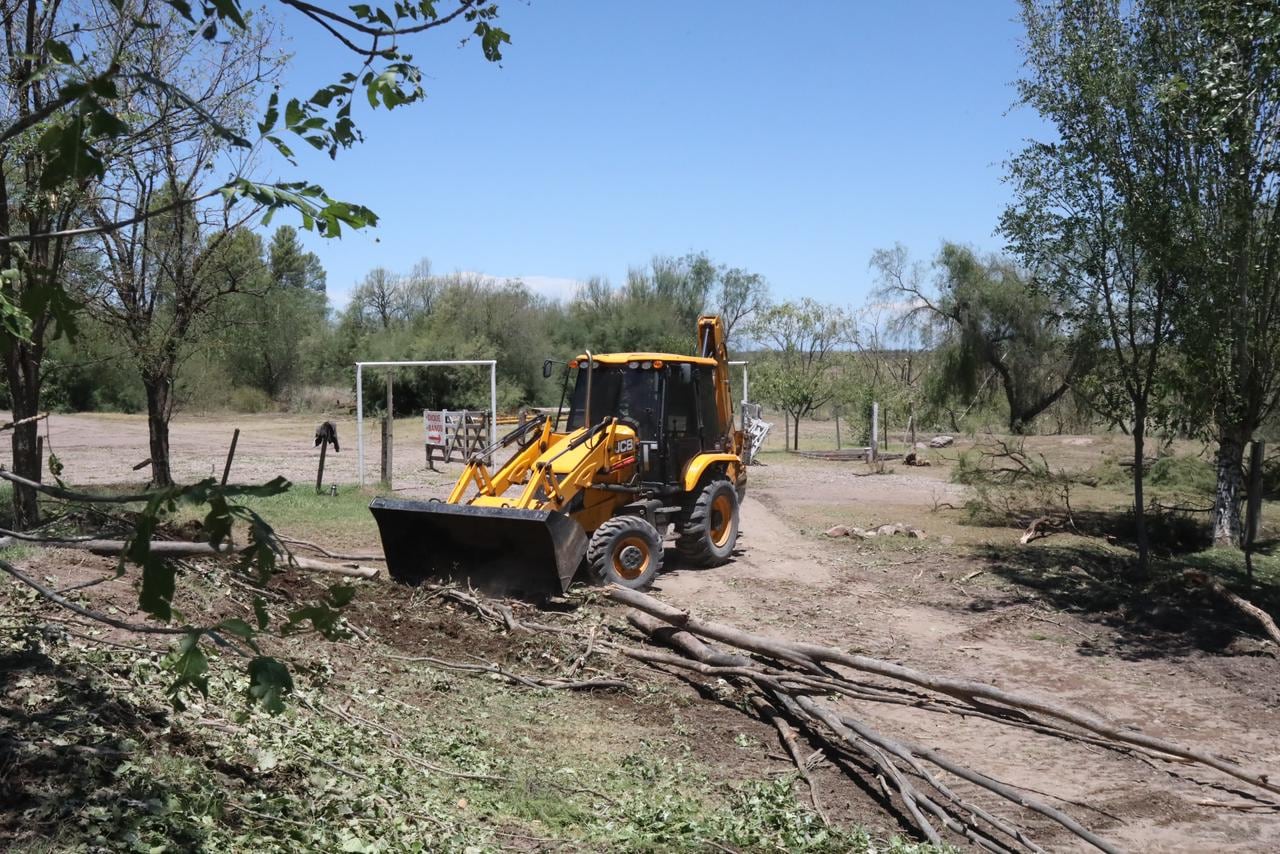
0, 556, 188, 635
749, 695, 829, 826
379, 651, 625, 692
624, 611, 1065, 852
1020, 516, 1060, 545
2, 536, 379, 579
1185, 569, 1280, 646
278, 535, 385, 563
605, 586, 1280, 798
0, 411, 49, 432
0, 467, 156, 503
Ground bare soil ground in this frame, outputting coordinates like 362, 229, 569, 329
21, 412, 1280, 850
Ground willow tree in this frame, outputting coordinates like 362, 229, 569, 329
873, 242, 1092, 435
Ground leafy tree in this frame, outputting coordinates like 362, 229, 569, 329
212, 231, 326, 398
874, 242, 1092, 435
1156, 1, 1280, 546
567, 257, 708, 355
86, 7, 282, 487
715, 265, 771, 345
748, 299, 853, 449
0, 0, 513, 705
269, 226, 327, 294
0, 0, 510, 520
1009, 0, 1280, 548
1003, 0, 1188, 573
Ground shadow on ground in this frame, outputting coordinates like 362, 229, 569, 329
972, 539, 1280, 662
0, 635, 210, 849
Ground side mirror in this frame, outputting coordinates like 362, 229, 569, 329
679, 363, 693, 383
542, 359, 556, 379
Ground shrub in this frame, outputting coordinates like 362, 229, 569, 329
283, 384, 355, 414
1148, 455, 1215, 495
227, 386, 275, 413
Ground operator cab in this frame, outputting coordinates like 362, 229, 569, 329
558, 355, 730, 486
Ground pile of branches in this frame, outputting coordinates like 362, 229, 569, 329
441, 585, 1280, 853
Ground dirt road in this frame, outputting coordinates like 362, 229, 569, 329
27, 412, 1280, 850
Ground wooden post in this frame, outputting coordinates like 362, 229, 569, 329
382, 373, 394, 487
221, 428, 240, 486
835, 407, 841, 450
380, 416, 391, 487
870, 402, 879, 462
316, 439, 329, 495
1245, 440, 1265, 588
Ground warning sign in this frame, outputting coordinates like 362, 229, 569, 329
424, 410, 446, 446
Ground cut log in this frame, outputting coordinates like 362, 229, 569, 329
1019, 516, 1059, 545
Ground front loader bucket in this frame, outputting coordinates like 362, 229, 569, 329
368, 497, 588, 596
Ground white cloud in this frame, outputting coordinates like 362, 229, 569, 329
462, 272, 585, 303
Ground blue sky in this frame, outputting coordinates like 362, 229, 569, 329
272, 1, 1046, 307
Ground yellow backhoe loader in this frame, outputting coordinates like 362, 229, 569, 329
369, 315, 745, 594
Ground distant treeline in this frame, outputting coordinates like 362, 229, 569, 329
35, 225, 1099, 444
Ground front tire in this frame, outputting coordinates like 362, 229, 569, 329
587, 515, 663, 589
676, 479, 739, 567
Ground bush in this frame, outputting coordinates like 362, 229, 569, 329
227, 387, 275, 413
1148, 455, 1215, 495
1087, 455, 1130, 487
283, 384, 355, 414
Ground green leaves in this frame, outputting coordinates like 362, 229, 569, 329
109, 474, 360, 712
0, 285, 34, 343
44, 39, 74, 65
247, 656, 293, 713
164, 631, 210, 709
283, 583, 356, 640
225, 179, 378, 237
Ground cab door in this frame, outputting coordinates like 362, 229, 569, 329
662, 363, 703, 484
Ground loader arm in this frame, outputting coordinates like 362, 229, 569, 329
463, 417, 637, 513
698, 314, 739, 455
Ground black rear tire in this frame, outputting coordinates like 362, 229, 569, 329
587, 515, 663, 589
676, 479, 739, 567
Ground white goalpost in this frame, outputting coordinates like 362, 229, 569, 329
355, 359, 497, 487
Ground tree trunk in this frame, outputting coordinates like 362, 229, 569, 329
792, 413, 800, 450
1131, 407, 1150, 578
4, 342, 42, 528
1212, 430, 1246, 547
143, 372, 174, 487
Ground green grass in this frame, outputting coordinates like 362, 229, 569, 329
1179, 546, 1280, 588
156, 483, 386, 543
1148, 455, 1216, 496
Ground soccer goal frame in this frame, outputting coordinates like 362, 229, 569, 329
354, 359, 497, 487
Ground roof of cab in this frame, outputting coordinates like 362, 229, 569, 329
573, 352, 717, 367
